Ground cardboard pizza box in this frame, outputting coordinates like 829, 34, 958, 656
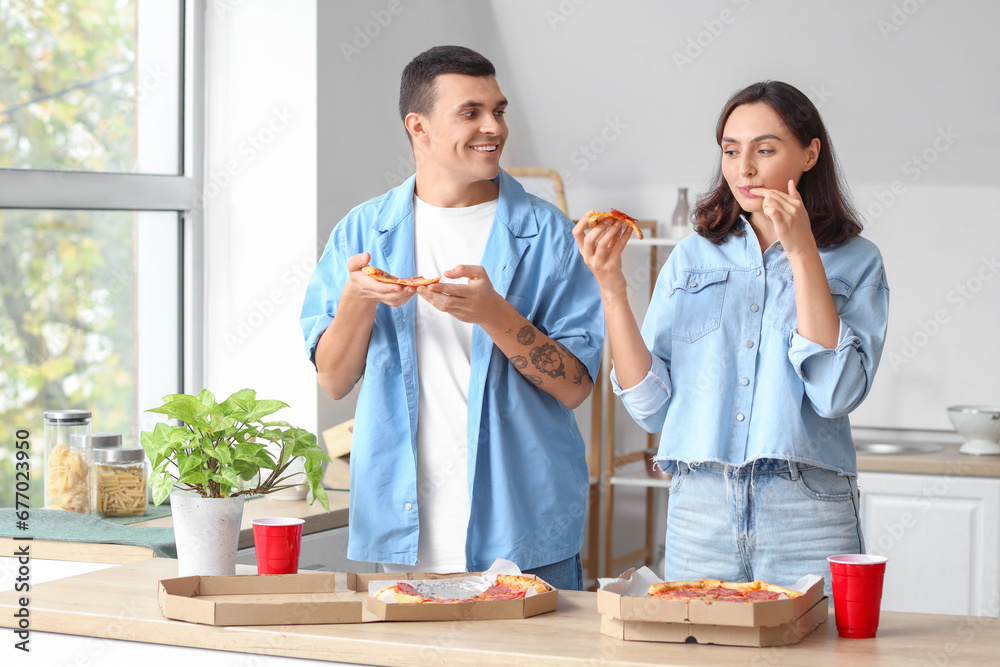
347, 560, 558, 622
158, 572, 363, 626
596, 567, 827, 647
600, 595, 829, 648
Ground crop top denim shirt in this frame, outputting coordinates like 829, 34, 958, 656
300, 170, 604, 569
611, 218, 889, 477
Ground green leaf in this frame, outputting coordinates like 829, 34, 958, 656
151, 474, 174, 506
196, 388, 217, 408
147, 395, 211, 427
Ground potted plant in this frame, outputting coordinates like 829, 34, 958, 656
140, 388, 331, 576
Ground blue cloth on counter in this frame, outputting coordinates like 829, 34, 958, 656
0, 508, 176, 558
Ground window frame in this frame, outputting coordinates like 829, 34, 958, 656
0, 0, 205, 393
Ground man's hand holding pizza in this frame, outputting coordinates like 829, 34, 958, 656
346, 253, 419, 308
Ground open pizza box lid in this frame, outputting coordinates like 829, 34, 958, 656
158, 572, 363, 626
597, 567, 825, 632
349, 558, 558, 622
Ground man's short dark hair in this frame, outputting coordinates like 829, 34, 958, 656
398, 45, 496, 121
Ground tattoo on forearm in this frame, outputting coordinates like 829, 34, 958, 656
511, 355, 528, 369
555, 341, 589, 386
530, 342, 566, 379
525, 374, 543, 386
506, 328, 514, 335
516, 325, 536, 345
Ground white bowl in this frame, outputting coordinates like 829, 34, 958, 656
947, 406, 1000, 455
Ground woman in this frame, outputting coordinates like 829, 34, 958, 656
573, 81, 889, 591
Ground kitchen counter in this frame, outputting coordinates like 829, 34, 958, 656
1, 557, 996, 666
0, 491, 349, 564
854, 432, 1000, 478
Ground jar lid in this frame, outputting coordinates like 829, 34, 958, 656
91, 432, 123, 448
43, 409, 92, 424
94, 447, 146, 463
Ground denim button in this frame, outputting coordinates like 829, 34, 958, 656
689, 282, 698, 288
756, 269, 762, 277
741, 377, 749, 386
405, 502, 413, 510
750, 304, 759, 312
736, 413, 745, 422
745, 340, 754, 348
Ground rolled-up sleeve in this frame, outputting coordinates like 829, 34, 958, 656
542, 242, 605, 381
610, 354, 673, 433
300, 230, 349, 364
788, 279, 889, 418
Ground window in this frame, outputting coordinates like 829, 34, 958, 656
0, 0, 202, 508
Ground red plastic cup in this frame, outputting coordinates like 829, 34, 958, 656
252, 517, 305, 574
828, 554, 888, 638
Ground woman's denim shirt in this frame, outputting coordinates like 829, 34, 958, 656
612, 218, 889, 476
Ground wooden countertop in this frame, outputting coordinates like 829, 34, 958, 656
0, 491, 350, 564
1, 558, 996, 666
856, 442, 1000, 478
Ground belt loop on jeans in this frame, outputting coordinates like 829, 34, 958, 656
787, 459, 800, 480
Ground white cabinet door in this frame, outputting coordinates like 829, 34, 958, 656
236, 525, 378, 573
857, 472, 1000, 617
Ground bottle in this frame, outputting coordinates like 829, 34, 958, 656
43, 410, 92, 513
671, 187, 691, 239
92, 446, 148, 517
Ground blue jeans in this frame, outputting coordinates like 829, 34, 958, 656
664, 459, 863, 597
523, 553, 583, 591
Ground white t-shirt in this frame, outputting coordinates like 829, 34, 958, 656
382, 195, 496, 574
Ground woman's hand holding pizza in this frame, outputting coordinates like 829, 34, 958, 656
572, 211, 631, 297
417, 264, 507, 326
756, 180, 818, 258
346, 253, 417, 308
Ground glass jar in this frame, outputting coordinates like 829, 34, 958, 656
43, 410, 92, 513
88, 432, 122, 513
92, 446, 148, 517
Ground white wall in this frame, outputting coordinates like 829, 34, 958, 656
203, 0, 318, 431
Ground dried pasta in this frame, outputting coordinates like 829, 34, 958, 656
45, 443, 89, 513
93, 463, 147, 517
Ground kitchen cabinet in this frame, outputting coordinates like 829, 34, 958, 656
857, 471, 1000, 617
236, 525, 377, 574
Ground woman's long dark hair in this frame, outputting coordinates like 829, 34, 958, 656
693, 81, 863, 247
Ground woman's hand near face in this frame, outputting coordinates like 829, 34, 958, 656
572, 212, 632, 297
756, 179, 818, 258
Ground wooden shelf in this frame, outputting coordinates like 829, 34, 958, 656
609, 472, 673, 490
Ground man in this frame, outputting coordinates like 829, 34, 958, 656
300, 45, 603, 589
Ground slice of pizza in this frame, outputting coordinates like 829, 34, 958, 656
757, 580, 803, 599
494, 574, 552, 595
475, 584, 526, 601
374, 581, 426, 603
361, 265, 441, 287
585, 208, 644, 240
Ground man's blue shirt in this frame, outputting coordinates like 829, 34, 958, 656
301, 170, 604, 569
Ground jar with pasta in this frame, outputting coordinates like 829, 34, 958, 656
43, 410, 92, 513
92, 447, 148, 517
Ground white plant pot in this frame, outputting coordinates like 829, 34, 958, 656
170, 492, 245, 576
